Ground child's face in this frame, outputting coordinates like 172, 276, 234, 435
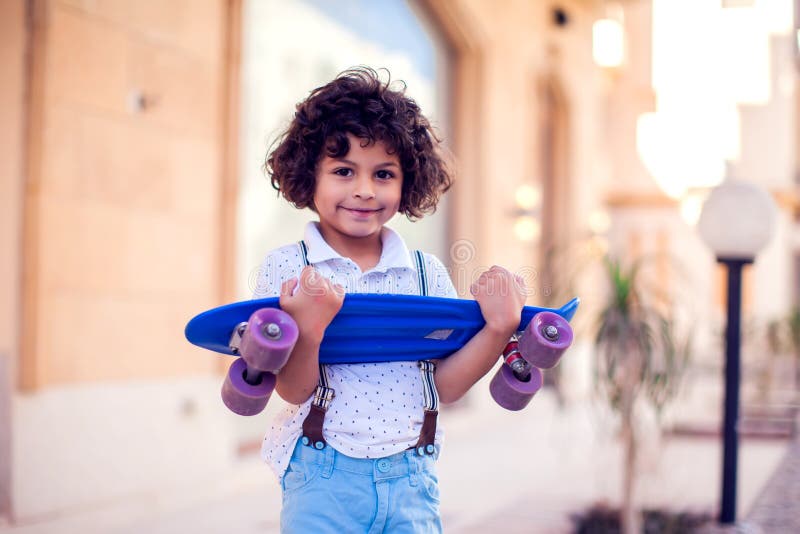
313, 133, 403, 243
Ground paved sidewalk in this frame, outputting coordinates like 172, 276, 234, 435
0, 391, 789, 533
744, 434, 800, 533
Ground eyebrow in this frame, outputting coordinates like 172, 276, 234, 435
332, 158, 399, 169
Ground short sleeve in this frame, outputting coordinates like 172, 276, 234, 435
424, 253, 458, 299
252, 246, 305, 299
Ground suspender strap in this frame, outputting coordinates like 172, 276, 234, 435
414, 410, 439, 456
312, 364, 335, 409
413, 250, 439, 456
301, 405, 327, 450
302, 364, 333, 450
418, 360, 439, 411
297, 240, 332, 450
413, 360, 439, 456
414, 250, 428, 297
298, 240, 310, 267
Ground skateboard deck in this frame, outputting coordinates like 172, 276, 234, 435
186, 293, 580, 364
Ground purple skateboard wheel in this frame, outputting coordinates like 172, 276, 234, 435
221, 358, 276, 416
239, 308, 298, 373
518, 311, 573, 369
489, 363, 543, 411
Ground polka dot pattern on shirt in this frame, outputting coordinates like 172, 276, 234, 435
256, 222, 457, 482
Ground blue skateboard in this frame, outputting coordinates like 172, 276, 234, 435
185, 294, 579, 415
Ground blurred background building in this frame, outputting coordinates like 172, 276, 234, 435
1, 0, 798, 530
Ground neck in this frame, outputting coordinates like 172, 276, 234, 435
317, 224, 383, 272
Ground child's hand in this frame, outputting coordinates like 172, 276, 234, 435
470, 265, 527, 337
280, 266, 344, 343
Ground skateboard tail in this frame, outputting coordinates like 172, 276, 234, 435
556, 297, 580, 322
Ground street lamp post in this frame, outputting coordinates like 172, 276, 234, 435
697, 178, 777, 525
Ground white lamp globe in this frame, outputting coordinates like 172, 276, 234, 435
697, 179, 777, 259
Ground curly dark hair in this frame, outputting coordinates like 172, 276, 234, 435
266, 67, 453, 220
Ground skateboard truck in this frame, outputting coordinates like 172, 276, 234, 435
228, 322, 249, 355
228, 321, 271, 385
502, 337, 532, 382
490, 335, 543, 411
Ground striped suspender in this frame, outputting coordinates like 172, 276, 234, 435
297, 239, 309, 266
414, 250, 428, 298
298, 241, 334, 450
413, 251, 439, 456
413, 251, 438, 412
418, 361, 439, 412
299, 240, 333, 403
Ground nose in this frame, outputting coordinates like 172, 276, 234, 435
353, 174, 375, 199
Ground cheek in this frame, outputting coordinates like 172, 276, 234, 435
310, 180, 330, 210
393, 180, 405, 208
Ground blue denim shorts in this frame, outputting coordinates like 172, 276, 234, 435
280, 438, 442, 534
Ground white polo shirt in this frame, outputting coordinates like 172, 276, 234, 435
253, 222, 457, 481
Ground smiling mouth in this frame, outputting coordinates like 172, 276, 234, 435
342, 207, 382, 214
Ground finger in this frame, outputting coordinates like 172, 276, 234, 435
493, 266, 512, 278
332, 283, 345, 298
470, 281, 480, 296
482, 269, 500, 281
280, 278, 298, 297
471, 277, 487, 294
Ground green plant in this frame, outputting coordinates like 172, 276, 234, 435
790, 307, 800, 375
593, 256, 692, 534
767, 306, 800, 393
570, 502, 712, 533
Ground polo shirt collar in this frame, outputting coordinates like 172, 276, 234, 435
303, 221, 415, 272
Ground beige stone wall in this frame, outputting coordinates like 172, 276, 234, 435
22, 0, 229, 388
0, 0, 25, 381
1, 0, 26, 519
7, 1, 241, 521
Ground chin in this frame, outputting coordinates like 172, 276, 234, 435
348, 226, 382, 237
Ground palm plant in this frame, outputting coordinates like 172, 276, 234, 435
765, 306, 800, 395
594, 256, 692, 534
790, 308, 800, 391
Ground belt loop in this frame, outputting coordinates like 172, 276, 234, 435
321, 444, 334, 479
406, 451, 418, 487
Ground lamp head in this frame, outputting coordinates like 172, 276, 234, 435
697, 179, 777, 260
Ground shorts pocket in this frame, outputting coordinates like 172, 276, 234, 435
281, 457, 322, 495
418, 467, 441, 504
